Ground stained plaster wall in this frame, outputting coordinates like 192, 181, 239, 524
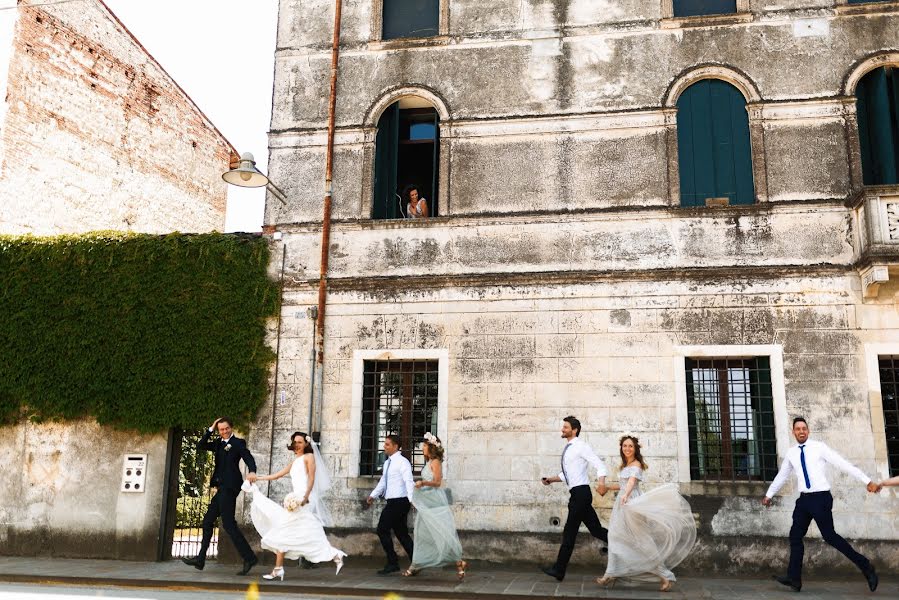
258, 0, 899, 570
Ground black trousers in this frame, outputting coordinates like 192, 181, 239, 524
377, 497, 414, 566
554, 485, 608, 575
199, 487, 256, 562
787, 491, 870, 582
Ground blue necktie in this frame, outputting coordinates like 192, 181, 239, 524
561, 443, 571, 484
799, 445, 811, 490
382, 458, 391, 498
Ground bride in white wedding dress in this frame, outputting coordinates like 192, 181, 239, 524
242, 431, 346, 581
596, 434, 696, 593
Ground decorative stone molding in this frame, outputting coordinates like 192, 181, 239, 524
363, 86, 451, 128
663, 65, 761, 107
861, 264, 890, 298
843, 52, 899, 96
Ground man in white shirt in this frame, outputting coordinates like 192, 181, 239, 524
762, 417, 879, 593
540, 416, 609, 581
367, 434, 416, 575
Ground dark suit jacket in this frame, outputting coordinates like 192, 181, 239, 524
199, 429, 257, 491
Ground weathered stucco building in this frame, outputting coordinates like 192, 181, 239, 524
255, 0, 899, 573
0, 0, 235, 235
0, 0, 234, 560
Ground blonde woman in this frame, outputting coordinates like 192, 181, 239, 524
596, 434, 696, 592
402, 433, 468, 580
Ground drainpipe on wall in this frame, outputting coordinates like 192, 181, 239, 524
312, 0, 343, 443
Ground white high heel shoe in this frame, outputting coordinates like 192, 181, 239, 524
262, 566, 285, 581
334, 556, 344, 575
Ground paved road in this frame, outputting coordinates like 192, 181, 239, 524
0, 583, 372, 600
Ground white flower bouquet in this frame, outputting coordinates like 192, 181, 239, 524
283, 493, 303, 512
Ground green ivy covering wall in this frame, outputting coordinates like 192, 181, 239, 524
0, 232, 280, 432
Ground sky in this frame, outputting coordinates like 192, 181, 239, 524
102, 0, 279, 232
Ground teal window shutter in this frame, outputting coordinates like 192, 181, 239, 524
677, 79, 755, 207
383, 0, 439, 40
856, 67, 899, 186
673, 1, 737, 17
373, 103, 400, 219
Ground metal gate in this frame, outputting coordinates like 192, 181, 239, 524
161, 429, 218, 560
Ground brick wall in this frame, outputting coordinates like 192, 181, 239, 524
0, 0, 233, 235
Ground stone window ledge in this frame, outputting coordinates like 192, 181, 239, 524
679, 480, 771, 497
847, 184, 899, 209
660, 12, 753, 30
835, 1, 899, 17
369, 35, 452, 51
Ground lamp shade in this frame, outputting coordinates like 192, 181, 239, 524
222, 152, 269, 188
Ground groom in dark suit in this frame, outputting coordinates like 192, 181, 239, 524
182, 417, 259, 575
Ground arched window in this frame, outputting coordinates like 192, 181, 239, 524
676, 79, 755, 207
856, 66, 899, 186
373, 97, 440, 219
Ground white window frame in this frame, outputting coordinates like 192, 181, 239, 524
863, 343, 899, 479
673, 344, 788, 482
349, 348, 449, 478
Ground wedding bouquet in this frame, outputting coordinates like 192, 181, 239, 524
283, 493, 303, 512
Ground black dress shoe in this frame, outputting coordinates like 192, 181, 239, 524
181, 556, 205, 571
541, 566, 564, 581
863, 566, 878, 592
237, 555, 258, 576
377, 563, 400, 575
773, 575, 801, 592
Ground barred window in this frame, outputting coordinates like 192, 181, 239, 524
878, 357, 899, 476
685, 357, 777, 482
360, 359, 439, 476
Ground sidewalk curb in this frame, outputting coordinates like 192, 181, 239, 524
0, 573, 651, 600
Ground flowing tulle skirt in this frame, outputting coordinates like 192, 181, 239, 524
603, 484, 696, 582
410, 487, 463, 569
244, 484, 346, 563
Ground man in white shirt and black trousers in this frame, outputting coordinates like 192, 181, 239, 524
367, 434, 416, 575
540, 416, 609, 581
762, 416, 879, 593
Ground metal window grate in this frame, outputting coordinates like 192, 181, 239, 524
878, 357, 899, 477
685, 357, 778, 482
360, 359, 439, 476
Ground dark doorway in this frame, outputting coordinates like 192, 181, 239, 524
373, 99, 439, 219
160, 429, 218, 560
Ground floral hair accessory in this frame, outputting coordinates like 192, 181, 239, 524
283, 493, 303, 512
619, 432, 639, 442
423, 432, 442, 448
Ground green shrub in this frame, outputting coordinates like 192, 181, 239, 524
0, 232, 280, 432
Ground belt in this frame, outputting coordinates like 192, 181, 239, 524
799, 490, 830, 496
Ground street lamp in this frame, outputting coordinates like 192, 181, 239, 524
222, 152, 286, 204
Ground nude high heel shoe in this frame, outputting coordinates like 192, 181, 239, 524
334, 556, 344, 575
262, 566, 285, 581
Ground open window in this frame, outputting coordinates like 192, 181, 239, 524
382, 0, 439, 40
676, 79, 755, 207
856, 66, 899, 186
373, 97, 440, 219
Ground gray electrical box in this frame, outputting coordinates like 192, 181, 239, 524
121, 454, 147, 493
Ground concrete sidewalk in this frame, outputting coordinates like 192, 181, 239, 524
0, 556, 892, 599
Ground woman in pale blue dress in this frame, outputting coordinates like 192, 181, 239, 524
402, 433, 468, 580
596, 434, 696, 593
